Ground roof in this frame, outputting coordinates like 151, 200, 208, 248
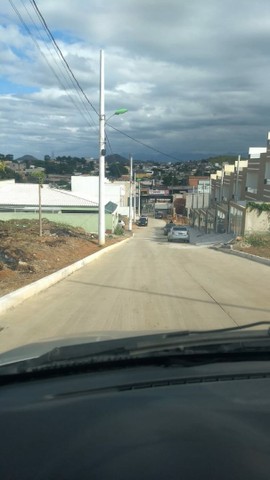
0, 182, 99, 208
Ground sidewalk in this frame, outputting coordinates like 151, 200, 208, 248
189, 227, 235, 245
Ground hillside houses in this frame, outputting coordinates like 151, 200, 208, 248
191, 132, 270, 235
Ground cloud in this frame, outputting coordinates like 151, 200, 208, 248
1, 0, 270, 160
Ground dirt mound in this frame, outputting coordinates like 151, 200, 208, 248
0, 219, 125, 297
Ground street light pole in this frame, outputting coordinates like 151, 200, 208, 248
133, 172, 137, 221
138, 180, 141, 217
128, 154, 133, 231
98, 49, 105, 246
98, 51, 128, 245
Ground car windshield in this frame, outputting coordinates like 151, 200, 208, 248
0, 1, 270, 361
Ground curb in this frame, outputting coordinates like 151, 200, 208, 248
210, 245, 270, 267
0, 236, 132, 316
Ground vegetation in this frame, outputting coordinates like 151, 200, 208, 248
28, 171, 46, 184
0, 165, 24, 182
204, 155, 238, 165
108, 163, 129, 178
114, 224, 125, 235
243, 233, 270, 248
106, 154, 129, 166
247, 202, 270, 214
44, 156, 94, 175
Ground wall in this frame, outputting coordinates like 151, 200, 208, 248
244, 208, 270, 234
71, 176, 126, 206
0, 211, 114, 234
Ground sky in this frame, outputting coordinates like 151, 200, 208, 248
1, 0, 270, 162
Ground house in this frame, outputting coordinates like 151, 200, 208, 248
191, 132, 270, 235
0, 180, 117, 234
70, 175, 132, 218
71, 176, 126, 205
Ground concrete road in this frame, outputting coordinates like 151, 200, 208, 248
0, 218, 270, 353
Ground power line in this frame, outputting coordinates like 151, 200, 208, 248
21, 0, 97, 128
30, 0, 99, 116
9, 1, 180, 161
9, 0, 97, 130
106, 123, 181, 162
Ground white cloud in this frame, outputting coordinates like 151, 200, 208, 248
1, 0, 270, 160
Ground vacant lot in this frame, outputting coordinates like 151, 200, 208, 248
0, 219, 127, 296
233, 233, 270, 259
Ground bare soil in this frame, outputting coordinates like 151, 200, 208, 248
232, 234, 270, 259
0, 219, 128, 297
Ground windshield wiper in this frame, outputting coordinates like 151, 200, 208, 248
1, 321, 270, 377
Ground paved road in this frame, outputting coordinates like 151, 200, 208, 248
0, 218, 270, 353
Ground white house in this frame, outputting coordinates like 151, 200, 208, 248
0, 180, 118, 233
71, 176, 131, 216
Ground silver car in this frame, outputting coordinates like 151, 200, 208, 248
168, 226, 190, 243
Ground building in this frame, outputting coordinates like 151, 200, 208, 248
0, 180, 119, 234
245, 143, 270, 202
70, 176, 132, 218
191, 132, 270, 235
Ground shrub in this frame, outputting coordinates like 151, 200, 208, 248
244, 233, 269, 247
114, 224, 124, 235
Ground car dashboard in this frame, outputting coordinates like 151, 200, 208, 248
1, 359, 270, 479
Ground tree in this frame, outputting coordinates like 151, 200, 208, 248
28, 171, 45, 237
0, 165, 24, 182
108, 163, 129, 178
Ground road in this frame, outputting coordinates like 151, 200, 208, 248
0, 218, 270, 353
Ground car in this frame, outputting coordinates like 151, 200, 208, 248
163, 222, 174, 235
168, 226, 190, 243
137, 216, 148, 226
155, 212, 163, 219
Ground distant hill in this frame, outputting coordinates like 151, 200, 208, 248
15, 155, 42, 163
105, 154, 129, 165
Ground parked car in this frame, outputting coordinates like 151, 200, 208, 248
137, 216, 148, 226
163, 222, 174, 235
168, 226, 190, 243
155, 212, 163, 219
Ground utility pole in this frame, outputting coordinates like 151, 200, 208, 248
220, 164, 225, 202
98, 49, 105, 246
235, 155, 241, 202
133, 172, 137, 221
138, 180, 141, 217
202, 182, 205, 209
128, 155, 133, 231
38, 182, 42, 237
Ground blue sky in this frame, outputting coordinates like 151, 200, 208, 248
1, 0, 270, 161
0, 77, 39, 94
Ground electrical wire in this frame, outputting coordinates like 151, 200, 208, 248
9, 0, 181, 162
9, 0, 97, 130
22, 0, 98, 127
30, 0, 99, 116
106, 123, 181, 162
